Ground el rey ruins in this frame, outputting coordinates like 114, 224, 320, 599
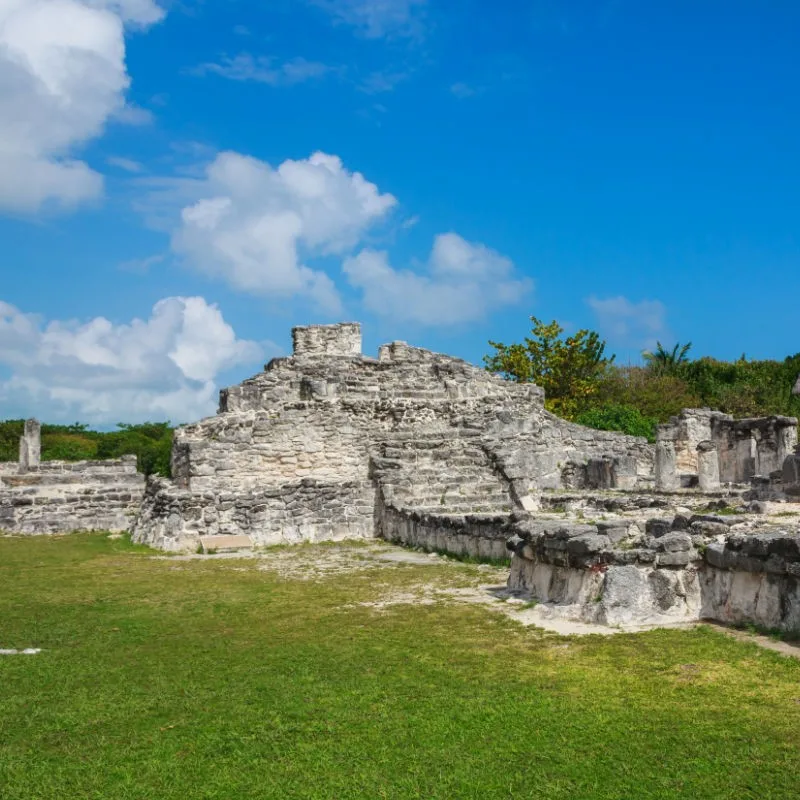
3, 322, 800, 633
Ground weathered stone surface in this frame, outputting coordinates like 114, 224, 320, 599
658, 408, 797, 486
198, 534, 252, 552
0, 454, 144, 534
132, 323, 654, 552
18, 419, 40, 472
697, 440, 720, 491
655, 440, 678, 491
507, 559, 701, 627
653, 532, 692, 552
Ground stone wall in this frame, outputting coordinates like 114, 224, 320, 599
701, 533, 800, 631
656, 409, 798, 489
134, 323, 656, 552
292, 322, 362, 357
486, 412, 654, 497
0, 419, 145, 534
377, 503, 511, 562
0, 455, 144, 534
506, 509, 800, 633
135, 476, 374, 552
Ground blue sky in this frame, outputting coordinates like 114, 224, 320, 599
1, 0, 799, 424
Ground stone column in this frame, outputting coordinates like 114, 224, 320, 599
697, 440, 720, 491
18, 418, 41, 472
776, 420, 798, 465
655, 440, 679, 491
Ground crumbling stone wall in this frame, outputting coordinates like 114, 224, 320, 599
702, 532, 800, 631
0, 419, 145, 534
292, 321, 362, 357
0, 454, 144, 534
656, 409, 797, 488
135, 476, 373, 551
133, 323, 655, 552
506, 512, 800, 632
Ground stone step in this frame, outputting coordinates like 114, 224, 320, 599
403, 502, 512, 514
198, 534, 253, 553
391, 485, 509, 499
382, 478, 506, 492
380, 463, 494, 475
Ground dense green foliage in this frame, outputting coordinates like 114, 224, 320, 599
575, 403, 659, 442
486, 318, 800, 439
2, 534, 800, 799
484, 317, 614, 418
681, 355, 800, 418
0, 420, 173, 476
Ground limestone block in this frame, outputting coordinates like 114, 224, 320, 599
18, 418, 41, 472
198, 534, 253, 552
783, 455, 800, 487
696, 440, 720, 491
655, 440, 678, 491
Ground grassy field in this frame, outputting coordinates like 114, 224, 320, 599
1, 534, 800, 799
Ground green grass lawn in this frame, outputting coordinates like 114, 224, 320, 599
1, 534, 800, 799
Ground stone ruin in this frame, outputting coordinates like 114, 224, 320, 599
654, 408, 798, 491
3, 322, 800, 634
0, 419, 144, 533
132, 322, 653, 552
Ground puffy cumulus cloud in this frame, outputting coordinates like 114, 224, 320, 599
0, 0, 164, 213
586, 295, 668, 349
171, 151, 397, 313
343, 232, 531, 326
0, 297, 264, 423
311, 0, 426, 39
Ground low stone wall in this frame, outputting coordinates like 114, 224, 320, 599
0, 455, 144, 534
133, 476, 375, 552
505, 516, 703, 626
506, 513, 800, 632
701, 533, 800, 631
508, 560, 701, 627
376, 500, 511, 561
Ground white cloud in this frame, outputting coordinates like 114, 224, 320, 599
85, 0, 164, 25
0, 296, 264, 423
190, 54, 336, 86
343, 232, 531, 326
311, 0, 426, 39
0, 0, 163, 213
586, 295, 668, 349
170, 150, 397, 312
107, 155, 144, 173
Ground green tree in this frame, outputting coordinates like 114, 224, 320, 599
642, 341, 693, 376
484, 317, 614, 418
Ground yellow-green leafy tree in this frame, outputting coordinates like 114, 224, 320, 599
483, 317, 614, 418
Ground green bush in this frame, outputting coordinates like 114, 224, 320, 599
94, 423, 173, 477
680, 354, 800, 418
594, 367, 700, 422
575, 403, 659, 442
0, 420, 173, 477
41, 434, 98, 461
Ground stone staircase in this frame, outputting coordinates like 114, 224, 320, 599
372, 431, 513, 516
